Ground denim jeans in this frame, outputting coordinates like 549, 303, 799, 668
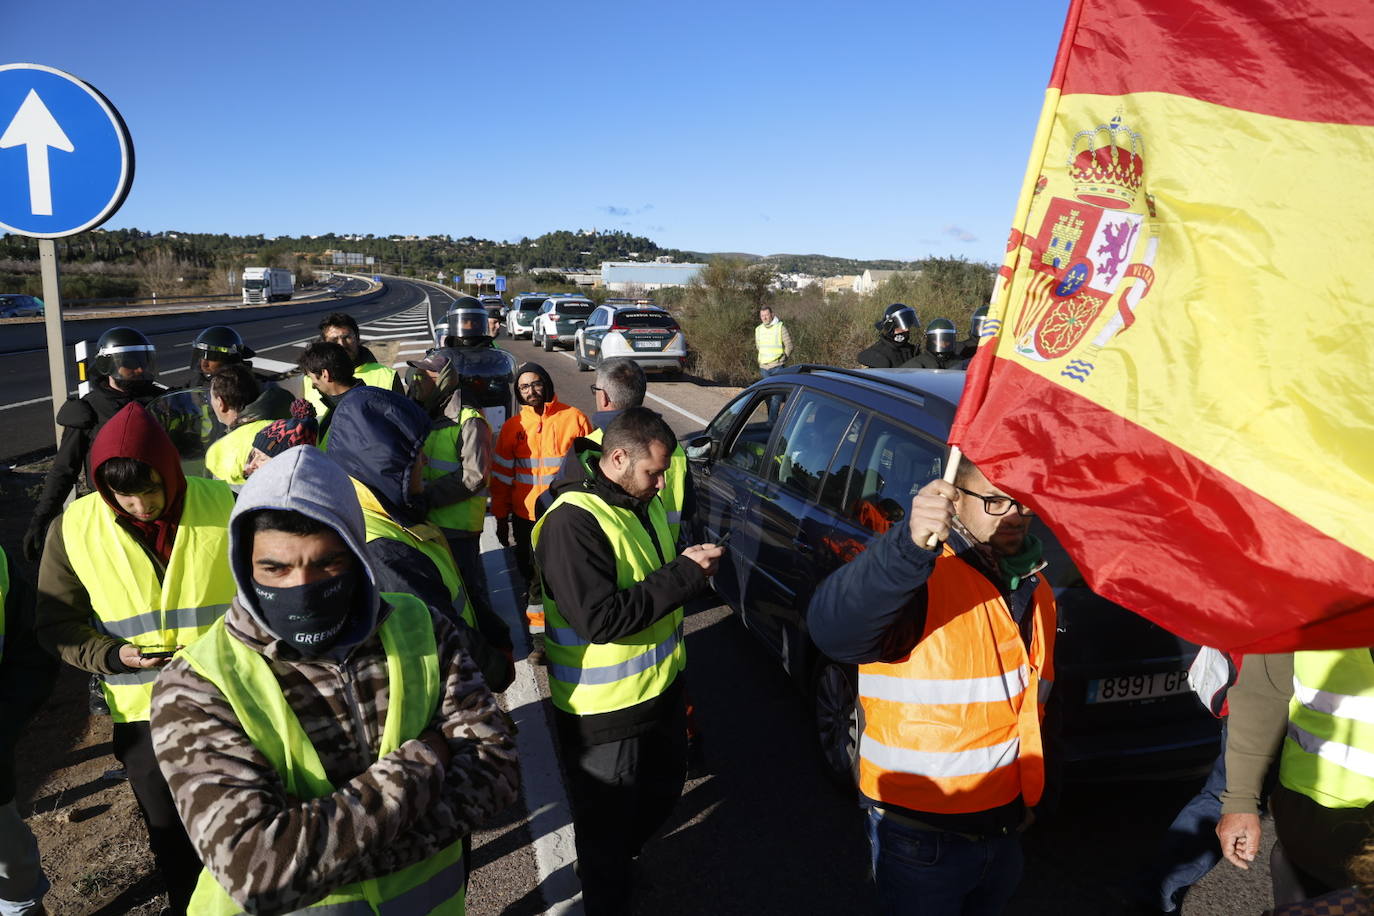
865, 806, 1024, 916
759, 365, 787, 425
0, 801, 47, 916
1132, 721, 1230, 911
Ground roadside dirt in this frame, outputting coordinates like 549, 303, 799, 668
4, 463, 166, 915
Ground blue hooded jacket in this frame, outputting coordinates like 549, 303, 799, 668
324, 386, 432, 528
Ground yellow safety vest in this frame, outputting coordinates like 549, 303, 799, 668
205, 420, 272, 486
181, 593, 466, 916
354, 481, 476, 629
1281, 649, 1374, 810
585, 428, 687, 543
755, 321, 786, 366
423, 407, 488, 535
63, 477, 236, 723
532, 490, 684, 715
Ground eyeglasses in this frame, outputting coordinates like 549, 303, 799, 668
517, 381, 545, 392
956, 486, 1034, 517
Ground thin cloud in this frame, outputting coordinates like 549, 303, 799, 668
599, 204, 654, 217
942, 224, 978, 243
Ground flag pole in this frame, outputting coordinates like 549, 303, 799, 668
924, 445, 963, 550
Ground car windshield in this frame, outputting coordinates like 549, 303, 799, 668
554, 303, 594, 317
243, 280, 265, 289
615, 311, 676, 329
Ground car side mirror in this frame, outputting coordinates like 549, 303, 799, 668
685, 434, 716, 463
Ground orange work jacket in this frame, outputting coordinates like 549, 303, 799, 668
857, 544, 1056, 815
491, 399, 593, 523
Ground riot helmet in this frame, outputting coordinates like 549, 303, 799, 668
191, 326, 255, 379
93, 327, 158, 391
926, 318, 957, 355
441, 297, 492, 347
969, 305, 990, 340
876, 303, 919, 343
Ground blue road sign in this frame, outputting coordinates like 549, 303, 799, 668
0, 63, 134, 239
495, 275, 506, 292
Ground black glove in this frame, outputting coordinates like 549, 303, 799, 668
22, 520, 49, 564
495, 516, 511, 548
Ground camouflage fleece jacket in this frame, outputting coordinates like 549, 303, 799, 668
149, 445, 520, 915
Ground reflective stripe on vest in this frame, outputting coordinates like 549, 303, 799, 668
63, 477, 236, 723
585, 428, 687, 543
423, 407, 488, 534
856, 544, 1055, 815
1280, 649, 1374, 810
358, 493, 476, 630
755, 322, 785, 365
532, 490, 684, 715
182, 594, 465, 916
205, 420, 272, 486
0, 547, 8, 661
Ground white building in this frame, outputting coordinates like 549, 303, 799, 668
600, 261, 707, 293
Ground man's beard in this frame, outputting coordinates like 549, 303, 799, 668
616, 465, 656, 502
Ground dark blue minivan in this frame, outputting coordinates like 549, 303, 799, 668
684, 365, 1220, 787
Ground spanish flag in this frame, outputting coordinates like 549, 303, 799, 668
950, 0, 1374, 653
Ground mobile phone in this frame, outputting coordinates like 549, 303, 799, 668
713, 527, 734, 548
139, 648, 177, 659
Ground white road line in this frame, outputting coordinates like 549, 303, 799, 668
645, 391, 709, 427
284, 322, 304, 329
362, 331, 433, 341
551, 351, 710, 426
0, 395, 56, 412
481, 520, 583, 915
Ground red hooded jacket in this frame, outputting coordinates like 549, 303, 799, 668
88, 403, 188, 566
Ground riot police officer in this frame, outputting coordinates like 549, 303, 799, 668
956, 305, 990, 361
901, 317, 962, 370
857, 303, 920, 368
438, 297, 497, 349
190, 326, 255, 385
23, 327, 166, 561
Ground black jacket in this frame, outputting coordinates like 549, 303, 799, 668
857, 337, 918, 369
534, 442, 709, 743
30, 378, 162, 539
900, 350, 963, 370
1, 549, 58, 805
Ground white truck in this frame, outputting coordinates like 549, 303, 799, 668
242, 267, 294, 304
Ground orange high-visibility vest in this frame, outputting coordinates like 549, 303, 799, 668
857, 544, 1056, 815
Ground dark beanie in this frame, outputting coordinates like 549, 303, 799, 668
252, 399, 319, 456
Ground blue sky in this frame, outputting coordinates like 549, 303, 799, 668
3, 0, 1070, 262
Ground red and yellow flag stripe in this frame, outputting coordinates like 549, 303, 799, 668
952, 0, 1374, 653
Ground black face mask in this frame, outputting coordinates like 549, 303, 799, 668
253, 567, 360, 654
891, 332, 909, 344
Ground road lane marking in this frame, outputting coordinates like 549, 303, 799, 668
645, 391, 709, 427
481, 520, 584, 915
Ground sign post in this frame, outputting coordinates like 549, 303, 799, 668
0, 63, 134, 446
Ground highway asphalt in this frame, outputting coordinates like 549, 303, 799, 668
0, 277, 433, 465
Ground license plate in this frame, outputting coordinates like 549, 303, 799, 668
1086, 670, 1189, 704
632, 340, 662, 350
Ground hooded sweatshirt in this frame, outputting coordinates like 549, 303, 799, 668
491, 361, 592, 522
36, 404, 223, 675
150, 446, 520, 914
89, 402, 188, 565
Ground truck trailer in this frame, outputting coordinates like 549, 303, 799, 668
242, 267, 294, 304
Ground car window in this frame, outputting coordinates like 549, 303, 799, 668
615, 310, 678, 330
842, 418, 945, 534
555, 302, 594, 318
818, 413, 866, 513
768, 393, 859, 502
720, 390, 791, 475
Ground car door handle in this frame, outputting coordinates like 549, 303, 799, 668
733, 501, 749, 513
791, 537, 813, 554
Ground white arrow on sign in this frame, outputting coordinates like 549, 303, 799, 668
0, 89, 75, 217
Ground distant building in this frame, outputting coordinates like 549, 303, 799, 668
772, 273, 821, 291
855, 268, 920, 293
601, 261, 706, 293
821, 275, 860, 295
